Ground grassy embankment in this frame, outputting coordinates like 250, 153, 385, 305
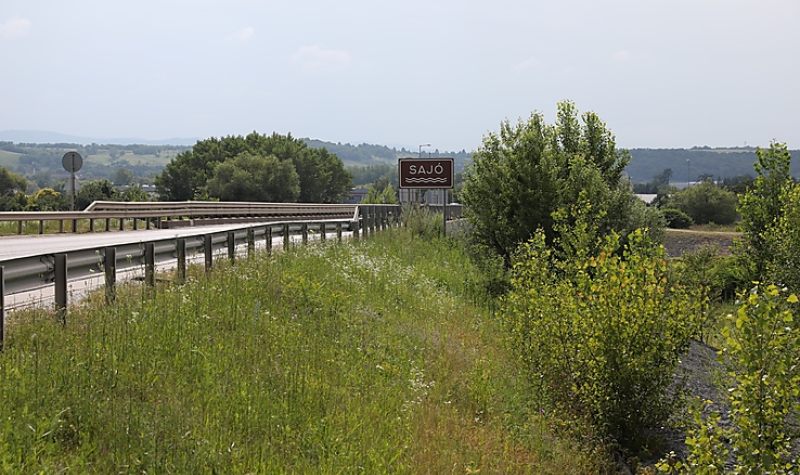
0, 228, 603, 472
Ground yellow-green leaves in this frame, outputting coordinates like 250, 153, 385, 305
504, 230, 705, 450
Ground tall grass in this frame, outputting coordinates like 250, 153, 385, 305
0, 228, 602, 473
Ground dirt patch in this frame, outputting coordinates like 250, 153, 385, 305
663, 229, 741, 257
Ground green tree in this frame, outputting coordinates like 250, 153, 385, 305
460, 101, 661, 266
738, 142, 794, 279
362, 176, 398, 204
27, 188, 67, 211
119, 185, 151, 202
155, 132, 351, 202
112, 168, 135, 186
76, 179, 117, 210
0, 167, 27, 196
207, 152, 300, 202
764, 184, 800, 291
668, 180, 738, 225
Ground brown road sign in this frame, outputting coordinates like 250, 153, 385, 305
398, 158, 454, 189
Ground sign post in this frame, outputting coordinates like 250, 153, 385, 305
398, 158, 454, 236
62, 151, 83, 211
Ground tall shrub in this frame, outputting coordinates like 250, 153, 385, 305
662, 285, 800, 473
504, 228, 704, 448
460, 101, 661, 267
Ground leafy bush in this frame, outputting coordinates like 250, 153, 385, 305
669, 181, 738, 225
662, 208, 694, 228
504, 229, 705, 449
765, 184, 800, 292
661, 285, 800, 473
460, 101, 661, 267
737, 142, 794, 279
675, 246, 748, 303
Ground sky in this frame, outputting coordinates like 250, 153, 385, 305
1, 0, 798, 151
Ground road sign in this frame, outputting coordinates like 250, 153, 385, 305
62, 151, 83, 173
398, 158, 454, 189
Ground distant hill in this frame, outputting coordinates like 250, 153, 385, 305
302, 138, 472, 172
0, 130, 197, 146
627, 147, 800, 183
2, 132, 798, 190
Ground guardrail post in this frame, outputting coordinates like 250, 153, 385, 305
247, 228, 255, 257
1, 266, 5, 351
145, 242, 155, 288
105, 218, 111, 232
266, 226, 273, 255
336, 223, 342, 242
59, 220, 64, 233
119, 218, 125, 231
146, 218, 152, 230
176, 238, 186, 284
204, 235, 213, 272
17, 221, 22, 235
72, 218, 78, 233
89, 219, 95, 233
283, 224, 290, 251
133, 218, 139, 231
301, 223, 308, 245
104, 246, 116, 304
227, 231, 236, 261
55, 253, 68, 324
320, 223, 326, 242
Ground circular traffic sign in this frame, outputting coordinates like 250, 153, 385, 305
62, 151, 83, 173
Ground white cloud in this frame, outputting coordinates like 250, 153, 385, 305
611, 50, 631, 62
233, 26, 255, 42
0, 16, 32, 40
292, 45, 352, 73
513, 56, 541, 72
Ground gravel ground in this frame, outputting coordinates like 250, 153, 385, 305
663, 229, 739, 257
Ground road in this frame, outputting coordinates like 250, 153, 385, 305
0, 220, 344, 260
0, 220, 352, 311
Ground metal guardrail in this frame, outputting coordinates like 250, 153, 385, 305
0, 204, 410, 345
0, 201, 360, 234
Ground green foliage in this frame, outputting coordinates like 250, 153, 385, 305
668, 181, 738, 225
26, 187, 67, 211
155, 132, 351, 203
118, 185, 151, 202
0, 166, 27, 196
668, 286, 800, 473
504, 229, 704, 449
401, 205, 443, 239
737, 142, 794, 279
75, 179, 116, 210
460, 101, 661, 266
0, 191, 28, 211
662, 207, 694, 228
764, 184, 800, 292
362, 176, 398, 204
207, 152, 300, 202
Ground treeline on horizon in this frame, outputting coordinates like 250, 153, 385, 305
1, 140, 799, 191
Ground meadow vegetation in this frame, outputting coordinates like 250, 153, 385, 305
0, 225, 604, 473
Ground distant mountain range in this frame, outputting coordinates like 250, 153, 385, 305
0, 130, 198, 146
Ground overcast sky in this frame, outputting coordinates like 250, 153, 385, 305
1, 0, 798, 150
